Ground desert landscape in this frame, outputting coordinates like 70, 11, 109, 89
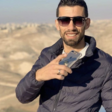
0, 19, 112, 112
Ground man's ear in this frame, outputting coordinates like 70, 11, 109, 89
85, 18, 91, 30
55, 19, 60, 31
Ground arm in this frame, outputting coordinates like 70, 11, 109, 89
101, 64, 112, 112
15, 49, 49, 103
15, 49, 72, 104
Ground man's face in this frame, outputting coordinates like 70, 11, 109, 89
55, 6, 90, 47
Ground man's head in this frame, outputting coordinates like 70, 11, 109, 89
55, 0, 90, 49
56, 0, 88, 17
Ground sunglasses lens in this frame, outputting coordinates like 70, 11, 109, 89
58, 17, 85, 27
58, 17, 70, 26
73, 17, 83, 27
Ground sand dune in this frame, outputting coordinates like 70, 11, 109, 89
0, 20, 111, 112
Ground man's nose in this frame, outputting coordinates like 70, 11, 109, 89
68, 20, 76, 30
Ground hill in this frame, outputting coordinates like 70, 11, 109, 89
0, 20, 111, 112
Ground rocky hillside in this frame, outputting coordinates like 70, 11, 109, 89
0, 20, 112, 112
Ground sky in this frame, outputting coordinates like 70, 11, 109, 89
0, 0, 112, 24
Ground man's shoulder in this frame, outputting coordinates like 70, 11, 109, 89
39, 45, 57, 61
40, 38, 63, 55
41, 46, 53, 55
96, 47, 112, 64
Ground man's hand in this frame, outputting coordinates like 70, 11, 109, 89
36, 54, 72, 81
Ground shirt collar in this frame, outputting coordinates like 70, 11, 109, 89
62, 42, 89, 59
48, 35, 96, 57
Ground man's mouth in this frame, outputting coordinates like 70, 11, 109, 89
66, 33, 78, 38
67, 34, 77, 37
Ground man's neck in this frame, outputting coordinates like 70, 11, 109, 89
63, 41, 86, 54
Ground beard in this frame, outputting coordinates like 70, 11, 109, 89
60, 29, 85, 47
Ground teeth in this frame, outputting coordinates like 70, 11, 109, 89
67, 34, 76, 36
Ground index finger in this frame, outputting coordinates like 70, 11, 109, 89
54, 54, 67, 63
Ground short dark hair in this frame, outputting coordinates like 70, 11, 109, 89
56, 0, 88, 17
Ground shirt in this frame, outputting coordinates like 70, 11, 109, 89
62, 42, 89, 59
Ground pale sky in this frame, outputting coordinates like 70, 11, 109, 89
0, 0, 112, 24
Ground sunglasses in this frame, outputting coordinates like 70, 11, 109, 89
57, 16, 87, 27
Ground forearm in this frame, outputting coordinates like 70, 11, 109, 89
15, 68, 44, 103
15, 48, 51, 103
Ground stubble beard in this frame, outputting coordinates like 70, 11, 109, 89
60, 30, 85, 48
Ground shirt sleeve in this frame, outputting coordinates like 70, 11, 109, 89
15, 49, 50, 103
101, 64, 112, 112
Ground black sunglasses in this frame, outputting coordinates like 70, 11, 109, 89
57, 16, 87, 27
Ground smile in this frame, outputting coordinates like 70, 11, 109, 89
66, 33, 78, 38
67, 34, 76, 36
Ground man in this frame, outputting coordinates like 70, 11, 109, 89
16, 0, 112, 112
